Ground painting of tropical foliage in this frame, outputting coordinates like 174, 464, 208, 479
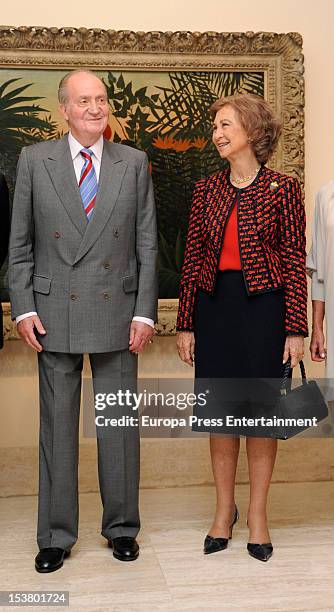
0, 69, 264, 300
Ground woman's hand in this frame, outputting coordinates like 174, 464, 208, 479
177, 331, 195, 367
283, 335, 304, 368
310, 327, 327, 362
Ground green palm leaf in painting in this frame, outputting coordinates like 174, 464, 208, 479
155, 71, 264, 138
158, 229, 186, 298
0, 78, 57, 154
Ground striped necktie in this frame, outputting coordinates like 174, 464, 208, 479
79, 148, 98, 220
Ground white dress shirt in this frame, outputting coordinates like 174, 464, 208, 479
16, 132, 154, 329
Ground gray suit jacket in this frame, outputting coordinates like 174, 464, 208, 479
9, 136, 158, 353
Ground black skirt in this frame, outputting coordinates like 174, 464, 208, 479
193, 271, 286, 435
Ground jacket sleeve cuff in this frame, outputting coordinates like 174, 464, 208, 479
285, 331, 308, 337
176, 283, 197, 331
132, 316, 155, 328
16, 311, 37, 324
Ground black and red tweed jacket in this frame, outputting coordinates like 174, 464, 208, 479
176, 165, 308, 337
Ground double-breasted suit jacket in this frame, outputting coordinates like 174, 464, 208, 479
9, 136, 158, 352
177, 166, 308, 337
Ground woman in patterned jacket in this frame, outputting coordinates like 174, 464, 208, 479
176, 94, 307, 562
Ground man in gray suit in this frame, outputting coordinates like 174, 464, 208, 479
9, 70, 158, 572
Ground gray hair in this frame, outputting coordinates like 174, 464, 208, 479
58, 69, 107, 105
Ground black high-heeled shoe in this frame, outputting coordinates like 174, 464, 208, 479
246, 519, 273, 561
204, 506, 239, 555
247, 542, 273, 562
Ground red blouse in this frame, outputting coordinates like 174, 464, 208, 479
218, 203, 241, 271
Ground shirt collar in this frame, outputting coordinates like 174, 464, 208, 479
68, 132, 104, 162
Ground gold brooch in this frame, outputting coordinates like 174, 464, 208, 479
269, 181, 279, 191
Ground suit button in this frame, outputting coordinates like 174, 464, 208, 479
70, 293, 77, 300
113, 229, 119, 238
103, 262, 111, 269
103, 292, 110, 300
54, 231, 61, 239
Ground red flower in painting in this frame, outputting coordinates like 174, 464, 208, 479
172, 139, 193, 152
152, 136, 176, 149
192, 137, 208, 150
103, 124, 112, 140
153, 135, 195, 152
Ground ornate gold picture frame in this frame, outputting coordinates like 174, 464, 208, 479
0, 27, 304, 339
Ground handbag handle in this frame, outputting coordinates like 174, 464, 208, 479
280, 359, 307, 395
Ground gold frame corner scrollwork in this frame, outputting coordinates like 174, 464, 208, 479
0, 27, 304, 338
2, 303, 18, 341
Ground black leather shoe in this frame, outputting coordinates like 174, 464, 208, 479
109, 537, 139, 561
247, 543, 273, 562
35, 547, 70, 573
204, 506, 239, 555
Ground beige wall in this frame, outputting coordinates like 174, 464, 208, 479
1, 1, 334, 491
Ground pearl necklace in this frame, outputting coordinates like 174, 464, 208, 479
230, 166, 261, 185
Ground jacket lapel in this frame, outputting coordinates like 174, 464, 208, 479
73, 142, 128, 264
43, 136, 88, 236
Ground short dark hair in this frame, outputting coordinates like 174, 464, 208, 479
209, 93, 282, 164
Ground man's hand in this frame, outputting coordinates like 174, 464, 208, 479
282, 335, 304, 368
129, 321, 154, 353
310, 327, 327, 362
177, 331, 195, 367
17, 315, 46, 352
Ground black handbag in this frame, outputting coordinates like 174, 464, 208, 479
273, 359, 328, 439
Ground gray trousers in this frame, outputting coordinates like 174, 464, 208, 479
37, 349, 140, 551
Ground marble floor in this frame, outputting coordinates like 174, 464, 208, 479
0, 482, 334, 611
